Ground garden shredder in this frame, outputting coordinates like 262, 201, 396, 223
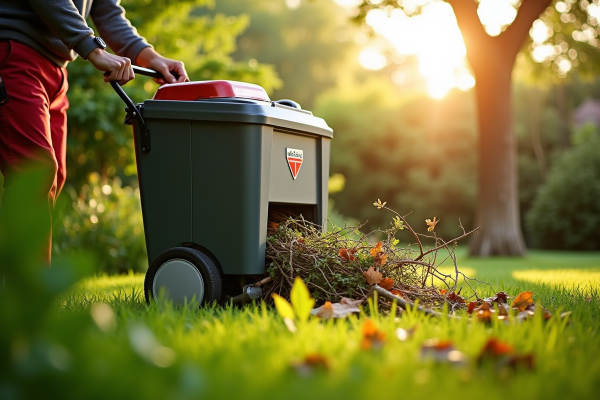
110, 66, 333, 305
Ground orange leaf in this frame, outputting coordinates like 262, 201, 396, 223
363, 266, 382, 286
292, 353, 330, 375
391, 289, 407, 299
475, 302, 493, 323
339, 248, 356, 262
379, 277, 394, 290
425, 217, 439, 232
361, 319, 386, 350
315, 301, 334, 319
511, 291, 534, 312
268, 222, 279, 230
370, 242, 383, 257
374, 253, 388, 266
479, 338, 514, 358
440, 289, 448, 295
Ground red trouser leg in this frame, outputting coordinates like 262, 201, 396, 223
0, 40, 69, 265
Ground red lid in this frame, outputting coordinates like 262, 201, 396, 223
153, 80, 270, 102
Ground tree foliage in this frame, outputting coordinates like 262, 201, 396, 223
203, 0, 364, 109
314, 79, 477, 239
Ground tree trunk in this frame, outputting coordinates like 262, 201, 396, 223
447, 0, 552, 256
468, 56, 527, 256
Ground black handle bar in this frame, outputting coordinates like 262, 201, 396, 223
132, 65, 163, 79
108, 66, 163, 153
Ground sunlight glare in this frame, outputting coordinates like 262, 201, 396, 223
530, 19, 551, 44
333, 0, 363, 7
477, 0, 518, 37
366, 1, 474, 98
359, 47, 388, 70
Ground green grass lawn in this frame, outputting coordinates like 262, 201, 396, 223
3, 250, 600, 400
40, 250, 600, 400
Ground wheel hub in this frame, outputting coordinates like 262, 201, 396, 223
153, 258, 205, 305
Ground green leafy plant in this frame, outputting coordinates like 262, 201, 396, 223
526, 126, 600, 250
53, 174, 147, 273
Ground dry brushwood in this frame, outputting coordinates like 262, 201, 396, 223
262, 202, 486, 313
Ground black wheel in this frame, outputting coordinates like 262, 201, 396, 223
144, 247, 222, 306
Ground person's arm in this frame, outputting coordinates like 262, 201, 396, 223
26, 0, 134, 85
26, 0, 97, 59
89, 0, 150, 66
91, 0, 188, 84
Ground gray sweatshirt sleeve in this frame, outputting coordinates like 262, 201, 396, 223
90, 0, 151, 63
26, 0, 98, 59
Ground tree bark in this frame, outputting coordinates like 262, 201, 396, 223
469, 59, 527, 256
448, 0, 552, 256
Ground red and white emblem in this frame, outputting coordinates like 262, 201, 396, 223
286, 148, 303, 180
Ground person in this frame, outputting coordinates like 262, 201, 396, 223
0, 0, 189, 264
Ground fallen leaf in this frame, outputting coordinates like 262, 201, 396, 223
541, 307, 553, 320
268, 222, 279, 230
396, 326, 417, 341
479, 338, 514, 358
312, 301, 334, 319
516, 310, 535, 322
310, 299, 362, 319
512, 291, 534, 312
373, 199, 387, 209
292, 353, 330, 376
478, 338, 535, 370
421, 339, 467, 365
370, 242, 383, 257
498, 303, 510, 316
425, 217, 439, 232
504, 353, 535, 370
586, 297, 592, 302
379, 277, 394, 290
370, 242, 388, 266
374, 253, 388, 266
341, 297, 364, 307
475, 302, 494, 323
363, 266, 382, 286
339, 248, 357, 262
440, 289, 448, 295
484, 291, 510, 304
448, 292, 466, 304
391, 289, 408, 299
467, 301, 478, 315
361, 319, 386, 350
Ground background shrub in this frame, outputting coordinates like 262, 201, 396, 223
53, 174, 147, 273
526, 126, 600, 250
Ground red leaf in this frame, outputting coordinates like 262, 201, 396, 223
467, 301, 478, 315
448, 292, 466, 304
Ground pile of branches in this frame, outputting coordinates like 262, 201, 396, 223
263, 201, 484, 311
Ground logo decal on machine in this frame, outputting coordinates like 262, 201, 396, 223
286, 148, 303, 180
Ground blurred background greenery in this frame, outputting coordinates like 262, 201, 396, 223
3, 0, 593, 274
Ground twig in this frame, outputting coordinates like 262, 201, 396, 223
369, 285, 460, 319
